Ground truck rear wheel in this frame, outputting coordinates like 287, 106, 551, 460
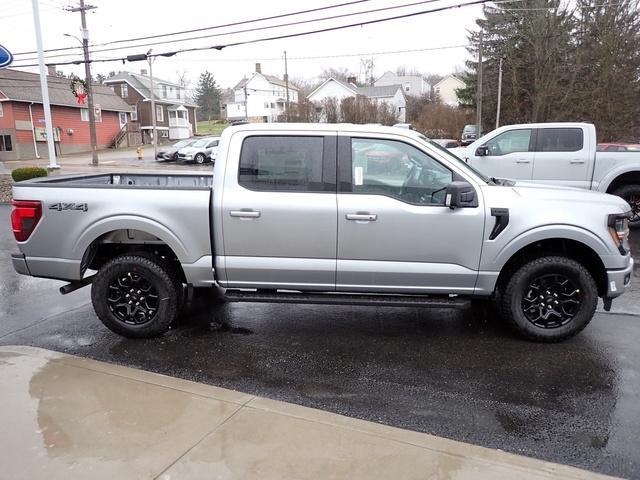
91, 254, 181, 338
500, 256, 597, 342
612, 184, 640, 228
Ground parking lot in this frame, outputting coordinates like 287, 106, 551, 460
1, 201, 639, 478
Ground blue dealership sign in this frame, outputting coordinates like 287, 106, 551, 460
0, 44, 13, 69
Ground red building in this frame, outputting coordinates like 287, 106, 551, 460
0, 69, 133, 161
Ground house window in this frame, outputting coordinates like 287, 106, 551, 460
162, 85, 167, 98
80, 108, 89, 121
264, 102, 270, 108
156, 105, 164, 122
0, 102, 4, 117
0, 135, 12, 151
160, 130, 169, 138
121, 84, 128, 98
130, 109, 138, 121
177, 89, 181, 100
119, 112, 127, 125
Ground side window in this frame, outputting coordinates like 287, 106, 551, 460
538, 128, 583, 152
350, 138, 453, 206
484, 129, 532, 156
239, 136, 328, 192
209, 140, 219, 147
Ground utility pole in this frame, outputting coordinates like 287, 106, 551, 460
284, 50, 290, 122
31, 0, 57, 169
67, 0, 98, 165
495, 56, 503, 129
243, 85, 248, 121
476, 31, 483, 137
147, 51, 157, 160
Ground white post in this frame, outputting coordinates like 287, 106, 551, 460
148, 54, 157, 160
31, 0, 58, 169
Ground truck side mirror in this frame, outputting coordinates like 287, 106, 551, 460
445, 181, 478, 209
475, 145, 489, 156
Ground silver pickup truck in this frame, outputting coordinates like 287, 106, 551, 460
10, 123, 634, 342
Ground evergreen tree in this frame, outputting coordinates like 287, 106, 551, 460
194, 71, 221, 121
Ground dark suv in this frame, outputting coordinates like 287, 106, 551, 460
461, 124, 477, 146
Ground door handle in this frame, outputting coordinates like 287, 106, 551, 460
515, 159, 531, 164
346, 213, 377, 222
230, 210, 261, 218
570, 159, 585, 164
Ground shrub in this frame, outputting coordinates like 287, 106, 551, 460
11, 167, 48, 182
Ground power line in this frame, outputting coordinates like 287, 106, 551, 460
12, 0, 377, 56
10, 0, 504, 69
14, 0, 462, 63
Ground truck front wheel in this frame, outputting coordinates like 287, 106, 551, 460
500, 256, 597, 342
91, 254, 181, 338
612, 184, 640, 228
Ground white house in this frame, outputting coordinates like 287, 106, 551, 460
307, 78, 407, 122
375, 71, 430, 97
432, 75, 465, 106
225, 64, 299, 123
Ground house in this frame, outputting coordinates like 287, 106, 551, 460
104, 70, 197, 143
432, 75, 465, 106
375, 71, 430, 97
224, 64, 299, 123
307, 77, 407, 122
0, 68, 133, 160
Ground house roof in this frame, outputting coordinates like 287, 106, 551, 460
433, 74, 465, 88
356, 84, 403, 98
0, 68, 133, 112
307, 77, 358, 99
104, 71, 196, 106
233, 72, 299, 91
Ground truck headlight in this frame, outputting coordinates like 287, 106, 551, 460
608, 213, 630, 254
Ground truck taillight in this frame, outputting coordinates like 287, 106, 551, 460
11, 200, 42, 242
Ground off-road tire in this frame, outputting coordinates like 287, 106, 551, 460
612, 184, 640, 228
91, 254, 181, 338
500, 256, 597, 342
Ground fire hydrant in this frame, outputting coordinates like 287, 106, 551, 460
136, 146, 143, 160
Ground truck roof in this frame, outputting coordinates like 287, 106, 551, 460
225, 122, 427, 136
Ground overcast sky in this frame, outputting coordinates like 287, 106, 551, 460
2, 0, 483, 91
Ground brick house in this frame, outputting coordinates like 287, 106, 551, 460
0, 68, 134, 161
104, 70, 197, 144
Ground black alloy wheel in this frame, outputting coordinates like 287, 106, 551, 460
521, 274, 582, 329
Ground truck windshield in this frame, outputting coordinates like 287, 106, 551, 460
416, 134, 493, 184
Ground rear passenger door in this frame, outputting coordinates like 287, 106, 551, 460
532, 127, 590, 188
221, 133, 337, 290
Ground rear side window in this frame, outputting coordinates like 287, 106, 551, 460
239, 136, 329, 192
538, 128, 583, 152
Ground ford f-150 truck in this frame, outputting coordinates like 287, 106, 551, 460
450, 123, 640, 226
10, 123, 634, 342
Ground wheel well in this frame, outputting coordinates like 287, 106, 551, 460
606, 171, 640, 193
82, 229, 186, 284
495, 239, 607, 297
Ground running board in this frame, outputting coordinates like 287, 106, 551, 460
224, 290, 471, 309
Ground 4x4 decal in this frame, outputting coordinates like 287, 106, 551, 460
49, 203, 88, 212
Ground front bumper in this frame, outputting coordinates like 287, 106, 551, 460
606, 256, 634, 298
11, 252, 30, 276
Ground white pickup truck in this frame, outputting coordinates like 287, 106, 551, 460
451, 123, 640, 226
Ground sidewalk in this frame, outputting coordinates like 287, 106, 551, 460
0, 346, 615, 480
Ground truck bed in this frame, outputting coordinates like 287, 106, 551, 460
19, 173, 213, 189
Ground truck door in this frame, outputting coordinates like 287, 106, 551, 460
221, 133, 337, 290
336, 135, 484, 294
532, 127, 591, 188
468, 128, 535, 181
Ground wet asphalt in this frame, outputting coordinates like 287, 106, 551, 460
1, 203, 640, 478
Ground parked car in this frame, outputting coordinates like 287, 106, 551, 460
451, 122, 640, 227
156, 139, 197, 162
10, 123, 632, 342
597, 143, 640, 152
461, 124, 478, 146
433, 139, 460, 148
177, 137, 220, 164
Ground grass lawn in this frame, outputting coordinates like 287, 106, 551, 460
197, 120, 229, 136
